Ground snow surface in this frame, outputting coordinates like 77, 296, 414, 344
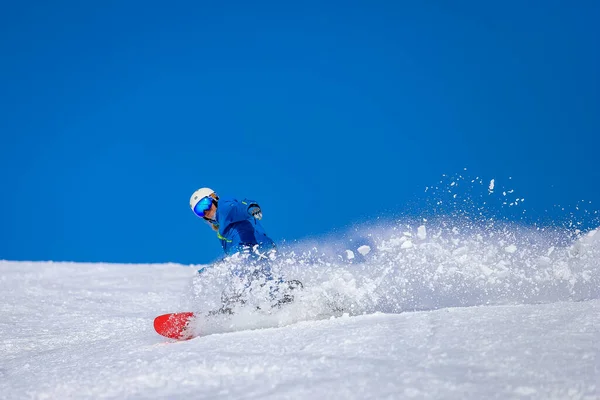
2, 221, 600, 399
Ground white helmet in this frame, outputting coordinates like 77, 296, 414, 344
189, 187, 218, 211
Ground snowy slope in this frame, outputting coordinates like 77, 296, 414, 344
2, 222, 599, 399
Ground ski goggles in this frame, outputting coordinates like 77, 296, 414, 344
193, 196, 213, 218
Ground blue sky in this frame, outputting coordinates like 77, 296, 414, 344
1, 1, 598, 264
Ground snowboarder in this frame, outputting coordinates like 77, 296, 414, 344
189, 188, 300, 310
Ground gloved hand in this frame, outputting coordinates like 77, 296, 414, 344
248, 204, 262, 220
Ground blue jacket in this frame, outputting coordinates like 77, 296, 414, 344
214, 196, 275, 255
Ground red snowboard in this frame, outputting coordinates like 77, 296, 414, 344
153, 312, 199, 340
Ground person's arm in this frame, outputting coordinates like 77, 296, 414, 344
220, 198, 262, 226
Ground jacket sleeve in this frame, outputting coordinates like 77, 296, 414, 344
220, 198, 259, 226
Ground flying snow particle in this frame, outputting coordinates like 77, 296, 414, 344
417, 225, 427, 240
401, 241, 413, 249
345, 250, 355, 260
504, 245, 517, 254
489, 179, 495, 193
357, 245, 371, 256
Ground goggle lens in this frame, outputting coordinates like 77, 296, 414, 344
193, 197, 213, 218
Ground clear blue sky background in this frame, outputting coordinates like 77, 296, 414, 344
1, 1, 598, 264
